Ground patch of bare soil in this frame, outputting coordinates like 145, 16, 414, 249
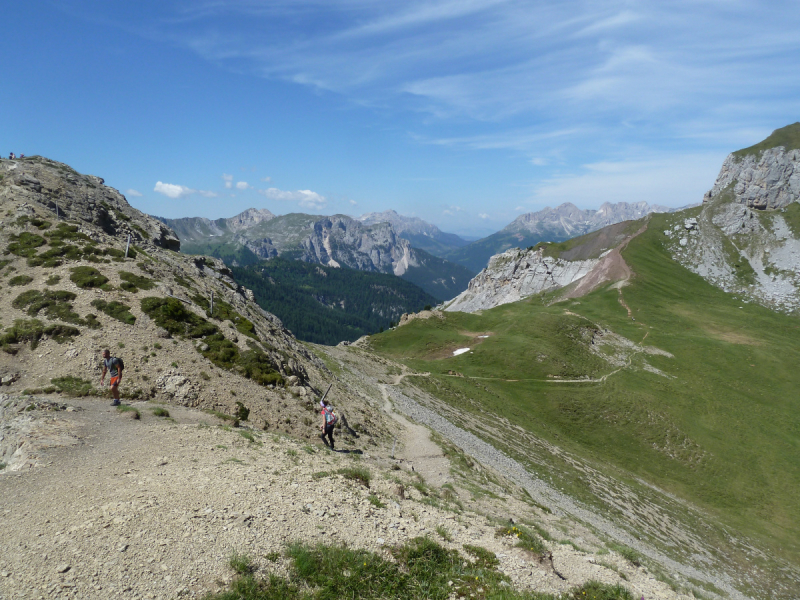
560, 223, 647, 301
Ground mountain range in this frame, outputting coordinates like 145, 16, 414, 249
157, 211, 474, 301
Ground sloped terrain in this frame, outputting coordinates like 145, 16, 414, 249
369, 211, 800, 598
2, 156, 704, 600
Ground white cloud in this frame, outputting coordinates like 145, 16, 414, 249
478, 213, 490, 219
222, 174, 233, 189
258, 187, 327, 210
261, 176, 272, 183
236, 181, 252, 190
514, 206, 525, 211
154, 181, 194, 199
154, 181, 218, 199
530, 158, 548, 166
125, 189, 142, 197
349, 199, 358, 205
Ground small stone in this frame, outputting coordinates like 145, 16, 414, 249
56, 564, 71, 574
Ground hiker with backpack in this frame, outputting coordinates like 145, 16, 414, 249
100, 349, 124, 406
320, 398, 337, 450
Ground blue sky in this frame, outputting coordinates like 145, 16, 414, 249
3, 1, 799, 237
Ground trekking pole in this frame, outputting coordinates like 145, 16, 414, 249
319, 383, 333, 404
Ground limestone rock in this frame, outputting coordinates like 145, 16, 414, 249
444, 247, 597, 313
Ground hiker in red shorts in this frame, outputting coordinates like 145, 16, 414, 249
100, 349, 123, 406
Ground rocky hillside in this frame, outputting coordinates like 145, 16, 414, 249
443, 220, 643, 313
162, 210, 475, 301
0, 155, 389, 445
665, 123, 800, 312
358, 209, 470, 255
443, 201, 674, 272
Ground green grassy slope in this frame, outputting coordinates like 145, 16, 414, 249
733, 122, 800, 158
369, 211, 800, 575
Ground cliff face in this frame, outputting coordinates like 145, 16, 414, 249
667, 124, 800, 313
298, 216, 419, 275
705, 148, 800, 210
443, 247, 598, 312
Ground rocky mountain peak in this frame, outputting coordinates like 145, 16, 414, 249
227, 207, 275, 232
1, 156, 180, 251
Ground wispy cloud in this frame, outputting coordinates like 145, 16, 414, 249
126, 189, 142, 197
222, 174, 233, 189
258, 187, 327, 210
236, 181, 252, 190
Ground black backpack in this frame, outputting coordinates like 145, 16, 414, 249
115, 357, 125, 371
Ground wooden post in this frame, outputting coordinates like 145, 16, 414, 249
124, 233, 131, 258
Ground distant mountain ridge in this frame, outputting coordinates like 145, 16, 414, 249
358, 209, 470, 255
442, 201, 677, 273
158, 210, 475, 301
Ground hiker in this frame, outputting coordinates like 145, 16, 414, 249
9, 152, 15, 159
100, 349, 123, 406
319, 399, 336, 450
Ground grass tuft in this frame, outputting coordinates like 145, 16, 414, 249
337, 466, 371, 487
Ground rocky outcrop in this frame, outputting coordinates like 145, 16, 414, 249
443, 247, 598, 313
666, 124, 800, 313
1, 156, 180, 251
704, 148, 800, 210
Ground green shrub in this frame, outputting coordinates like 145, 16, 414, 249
12, 289, 95, 327
141, 297, 283, 388
0, 319, 80, 351
235, 401, 250, 421
90, 299, 136, 325
8, 275, 33, 286
51, 376, 96, 397
70, 266, 108, 289
140, 297, 216, 337
8, 232, 46, 257
45, 275, 60, 285
152, 407, 170, 417
119, 270, 155, 292
48, 223, 91, 244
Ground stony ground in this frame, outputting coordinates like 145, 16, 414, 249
0, 392, 688, 600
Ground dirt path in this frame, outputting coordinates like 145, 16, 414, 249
378, 370, 451, 488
